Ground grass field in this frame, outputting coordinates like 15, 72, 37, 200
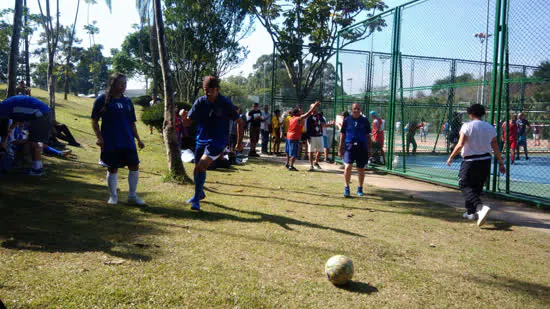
1, 87, 549, 308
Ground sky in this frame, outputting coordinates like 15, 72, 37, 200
6, 0, 545, 94
0, 0, 414, 89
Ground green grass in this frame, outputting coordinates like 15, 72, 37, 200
1, 86, 549, 308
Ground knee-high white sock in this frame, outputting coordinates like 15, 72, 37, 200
128, 170, 139, 197
107, 172, 118, 198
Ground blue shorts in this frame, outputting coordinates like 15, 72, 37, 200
323, 136, 328, 149
285, 140, 300, 158
195, 144, 224, 162
101, 149, 140, 168
343, 143, 369, 168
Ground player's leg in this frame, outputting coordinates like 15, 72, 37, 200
343, 144, 353, 197
190, 145, 220, 210
27, 115, 51, 176
127, 148, 146, 205
356, 146, 367, 196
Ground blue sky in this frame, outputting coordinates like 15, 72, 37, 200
1, 0, 546, 91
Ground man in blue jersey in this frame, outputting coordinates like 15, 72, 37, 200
338, 103, 372, 197
184, 76, 243, 211
0, 95, 52, 176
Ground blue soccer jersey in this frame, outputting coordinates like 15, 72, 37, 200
91, 94, 137, 151
188, 94, 239, 148
0, 95, 50, 121
341, 115, 371, 144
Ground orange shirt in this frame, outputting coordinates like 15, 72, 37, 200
287, 116, 304, 141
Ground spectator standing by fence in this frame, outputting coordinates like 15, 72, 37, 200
247, 103, 262, 157
516, 112, 530, 161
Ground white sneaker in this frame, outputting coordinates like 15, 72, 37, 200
462, 212, 477, 221
107, 196, 118, 205
128, 195, 147, 206
476, 205, 491, 227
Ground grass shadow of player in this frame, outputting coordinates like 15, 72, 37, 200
337, 281, 379, 294
483, 220, 513, 231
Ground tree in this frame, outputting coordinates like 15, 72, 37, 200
250, 0, 387, 103
151, 0, 187, 178
164, 0, 253, 103
0, 10, 13, 83
7, 0, 23, 98
37, 0, 61, 120
63, 0, 81, 100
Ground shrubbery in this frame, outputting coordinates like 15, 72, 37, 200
140, 101, 193, 133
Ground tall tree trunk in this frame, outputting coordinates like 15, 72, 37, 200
7, 0, 24, 98
47, 52, 56, 119
153, 0, 186, 178
149, 11, 160, 98
65, 0, 81, 100
24, 0, 30, 87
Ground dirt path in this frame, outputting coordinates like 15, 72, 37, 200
259, 154, 550, 234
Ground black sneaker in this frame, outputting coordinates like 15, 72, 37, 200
288, 166, 298, 171
314, 163, 322, 169
285, 163, 290, 169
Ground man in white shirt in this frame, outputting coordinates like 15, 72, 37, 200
446, 104, 505, 227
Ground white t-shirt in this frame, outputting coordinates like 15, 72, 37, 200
260, 111, 271, 130
459, 120, 496, 159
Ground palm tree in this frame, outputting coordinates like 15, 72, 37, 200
37, 0, 61, 120
7, 0, 24, 98
64, 0, 81, 100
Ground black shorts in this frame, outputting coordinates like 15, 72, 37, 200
28, 113, 52, 143
100, 149, 140, 168
343, 143, 369, 168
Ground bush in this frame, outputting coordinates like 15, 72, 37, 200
141, 103, 165, 132
140, 101, 193, 133
133, 95, 152, 108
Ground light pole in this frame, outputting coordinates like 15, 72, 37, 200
474, 32, 492, 105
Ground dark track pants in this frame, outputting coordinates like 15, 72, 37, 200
458, 159, 491, 214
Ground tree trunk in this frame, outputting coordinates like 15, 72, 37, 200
7, 0, 24, 98
47, 53, 56, 120
64, 0, 80, 100
153, 0, 187, 178
24, 0, 30, 87
149, 12, 159, 98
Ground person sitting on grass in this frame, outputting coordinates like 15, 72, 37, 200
446, 103, 505, 227
284, 101, 320, 171
0, 95, 53, 176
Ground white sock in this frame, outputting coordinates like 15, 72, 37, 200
128, 170, 139, 198
33, 161, 43, 170
107, 172, 118, 198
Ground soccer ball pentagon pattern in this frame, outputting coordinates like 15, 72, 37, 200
325, 255, 354, 285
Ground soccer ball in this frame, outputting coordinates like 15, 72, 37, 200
325, 255, 354, 285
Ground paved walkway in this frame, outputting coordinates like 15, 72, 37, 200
259, 154, 550, 234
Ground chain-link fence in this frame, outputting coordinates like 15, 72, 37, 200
334, 0, 550, 206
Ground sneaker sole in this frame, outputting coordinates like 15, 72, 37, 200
477, 208, 491, 227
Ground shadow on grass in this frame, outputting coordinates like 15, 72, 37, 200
336, 281, 379, 294
141, 201, 364, 237
459, 272, 550, 302
0, 159, 159, 261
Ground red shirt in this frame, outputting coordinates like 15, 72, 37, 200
372, 117, 384, 143
502, 122, 517, 141
287, 116, 304, 141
